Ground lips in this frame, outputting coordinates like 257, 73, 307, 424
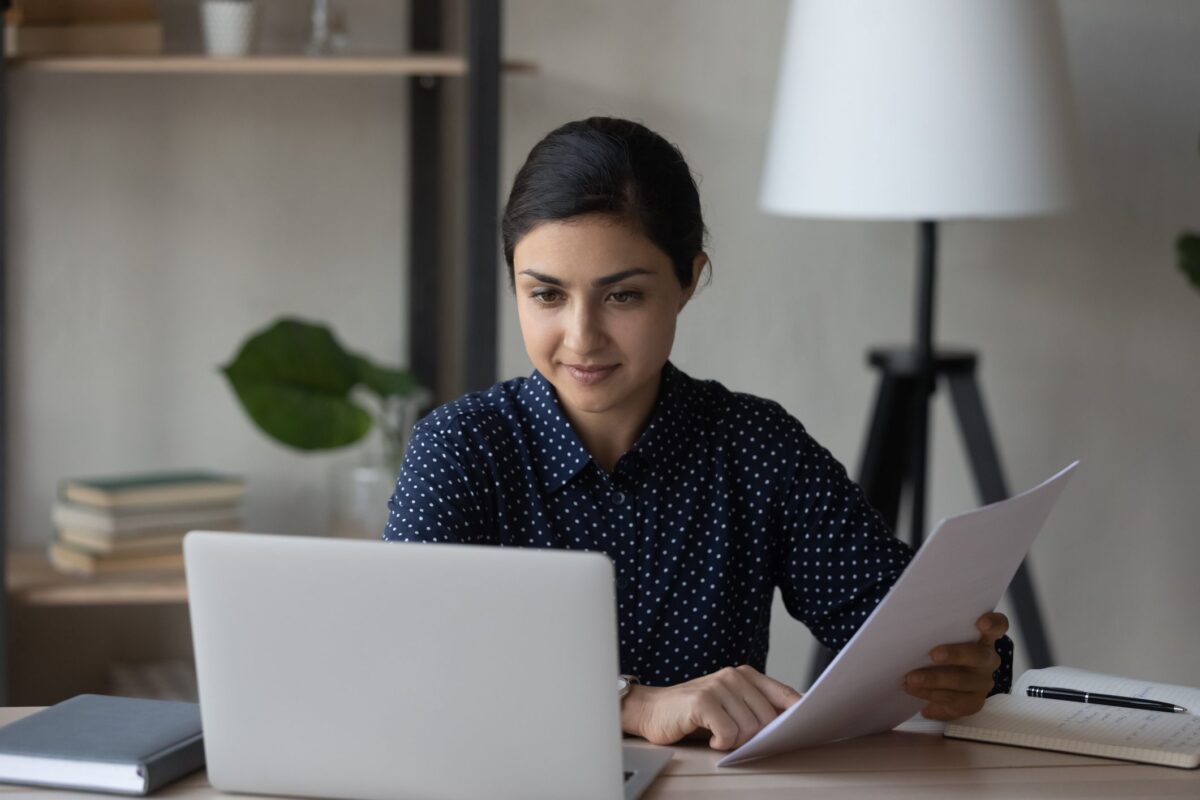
563, 363, 618, 386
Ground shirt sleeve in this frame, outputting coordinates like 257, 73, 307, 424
772, 421, 1013, 694
382, 417, 496, 544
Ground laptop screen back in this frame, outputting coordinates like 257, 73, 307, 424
185, 531, 625, 800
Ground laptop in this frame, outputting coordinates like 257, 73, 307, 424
183, 531, 673, 800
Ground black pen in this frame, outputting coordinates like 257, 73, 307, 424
1027, 686, 1188, 713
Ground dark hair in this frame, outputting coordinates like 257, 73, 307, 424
501, 116, 710, 290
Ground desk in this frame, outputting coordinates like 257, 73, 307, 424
1, 708, 1198, 798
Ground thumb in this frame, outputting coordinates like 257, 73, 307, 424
977, 612, 1007, 644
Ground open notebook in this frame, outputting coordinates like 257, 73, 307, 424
944, 666, 1200, 769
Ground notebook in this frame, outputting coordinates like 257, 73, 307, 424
944, 666, 1200, 769
0, 694, 205, 794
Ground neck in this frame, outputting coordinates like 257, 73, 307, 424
562, 372, 662, 474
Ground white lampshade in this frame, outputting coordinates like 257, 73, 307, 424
760, 0, 1077, 220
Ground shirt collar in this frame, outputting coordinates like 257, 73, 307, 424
517, 369, 593, 493
627, 360, 692, 470
517, 361, 695, 495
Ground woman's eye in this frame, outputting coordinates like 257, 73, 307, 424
531, 290, 561, 304
608, 291, 642, 304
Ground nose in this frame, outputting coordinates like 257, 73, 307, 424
563, 300, 606, 355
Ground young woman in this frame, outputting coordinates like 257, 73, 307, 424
384, 117, 1012, 752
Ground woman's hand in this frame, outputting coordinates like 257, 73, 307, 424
621, 665, 803, 751
904, 611, 1008, 721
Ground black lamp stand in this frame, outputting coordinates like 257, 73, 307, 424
806, 220, 1054, 685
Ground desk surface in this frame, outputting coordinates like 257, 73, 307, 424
2, 708, 1198, 798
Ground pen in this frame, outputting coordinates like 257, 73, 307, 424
1027, 686, 1188, 713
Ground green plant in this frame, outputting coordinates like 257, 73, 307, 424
221, 317, 425, 471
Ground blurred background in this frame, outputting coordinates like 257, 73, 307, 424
3, 0, 1198, 704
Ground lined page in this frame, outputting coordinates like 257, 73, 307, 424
1014, 666, 1200, 711
947, 667, 1200, 767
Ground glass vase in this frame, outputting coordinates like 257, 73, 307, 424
330, 389, 430, 539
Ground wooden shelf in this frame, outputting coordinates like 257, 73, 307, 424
4, 54, 539, 76
6, 549, 187, 607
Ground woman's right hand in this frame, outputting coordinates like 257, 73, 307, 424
621, 666, 803, 751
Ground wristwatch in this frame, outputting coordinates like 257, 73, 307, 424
617, 674, 640, 703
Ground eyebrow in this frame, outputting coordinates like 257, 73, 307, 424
518, 268, 654, 288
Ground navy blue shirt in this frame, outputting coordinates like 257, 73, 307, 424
383, 361, 1012, 692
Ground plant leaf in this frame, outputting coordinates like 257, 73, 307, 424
223, 318, 359, 393
1179, 232, 1200, 291
228, 380, 372, 451
352, 354, 418, 397
221, 318, 369, 450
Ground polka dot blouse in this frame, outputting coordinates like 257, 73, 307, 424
384, 361, 1013, 692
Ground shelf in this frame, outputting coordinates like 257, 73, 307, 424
4, 53, 538, 76
6, 549, 187, 607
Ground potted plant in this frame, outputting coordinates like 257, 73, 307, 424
221, 316, 429, 537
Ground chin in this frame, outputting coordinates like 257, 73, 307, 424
556, 383, 620, 413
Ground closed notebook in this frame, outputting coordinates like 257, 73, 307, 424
0, 694, 205, 794
60, 471, 245, 511
52, 501, 243, 536
945, 666, 1200, 769
47, 541, 186, 576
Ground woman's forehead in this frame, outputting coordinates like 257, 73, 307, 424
513, 216, 671, 277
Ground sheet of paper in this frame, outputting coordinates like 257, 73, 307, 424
717, 461, 1079, 766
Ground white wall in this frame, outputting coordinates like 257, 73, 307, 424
8, 0, 413, 546
7, 1, 1199, 688
498, 0, 1200, 688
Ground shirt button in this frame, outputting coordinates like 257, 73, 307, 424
612, 491, 626, 506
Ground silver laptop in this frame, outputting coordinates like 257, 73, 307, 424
184, 531, 673, 800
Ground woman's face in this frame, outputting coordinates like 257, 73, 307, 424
513, 214, 700, 423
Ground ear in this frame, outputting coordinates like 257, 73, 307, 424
678, 252, 708, 311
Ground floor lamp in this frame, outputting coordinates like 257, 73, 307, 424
758, 0, 1078, 683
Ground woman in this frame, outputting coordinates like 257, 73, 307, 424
384, 116, 1012, 752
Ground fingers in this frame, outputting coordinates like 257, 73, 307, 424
708, 667, 792, 750
900, 616, 1007, 725
920, 703, 961, 721
906, 669, 993, 698
928, 642, 1002, 673
707, 683, 763, 750
690, 691, 741, 751
905, 663, 993, 720
693, 666, 803, 751
976, 612, 1009, 644
740, 665, 805, 710
640, 665, 804, 751
911, 687, 988, 718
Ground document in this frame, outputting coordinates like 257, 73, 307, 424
717, 461, 1079, 766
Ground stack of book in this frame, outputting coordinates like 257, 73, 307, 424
5, 0, 163, 57
49, 470, 245, 576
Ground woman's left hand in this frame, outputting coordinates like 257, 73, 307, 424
904, 612, 1008, 721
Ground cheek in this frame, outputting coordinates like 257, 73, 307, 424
516, 302, 557, 356
622, 303, 679, 356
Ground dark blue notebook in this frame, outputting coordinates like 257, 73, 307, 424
0, 694, 204, 795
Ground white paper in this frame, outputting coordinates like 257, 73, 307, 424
717, 461, 1079, 766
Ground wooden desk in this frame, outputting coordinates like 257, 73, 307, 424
1, 709, 1197, 798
